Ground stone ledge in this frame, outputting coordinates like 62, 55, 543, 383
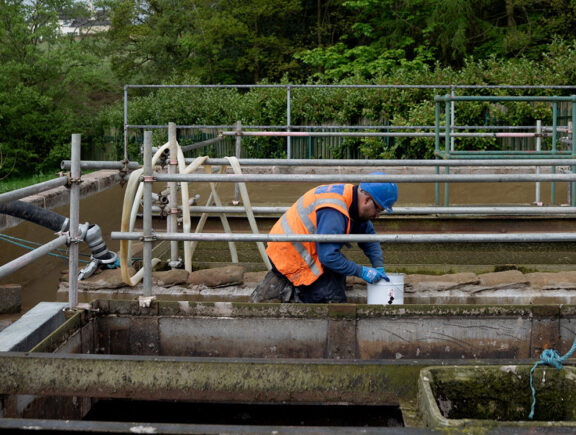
57, 268, 576, 305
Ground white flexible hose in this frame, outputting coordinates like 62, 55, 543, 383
177, 153, 210, 271
188, 164, 239, 263
226, 156, 271, 270
120, 137, 269, 285
120, 142, 170, 286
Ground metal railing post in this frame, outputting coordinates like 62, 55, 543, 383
552, 103, 558, 204
286, 85, 291, 159
572, 96, 576, 206
142, 131, 154, 296
450, 86, 455, 152
535, 120, 542, 205
123, 86, 128, 162
168, 122, 181, 268
234, 121, 242, 203
444, 95, 451, 207
434, 101, 441, 206
68, 134, 81, 308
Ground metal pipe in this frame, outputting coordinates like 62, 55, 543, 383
126, 123, 556, 131
535, 120, 541, 204
167, 122, 180, 268
123, 86, 128, 162
195, 158, 576, 167
221, 131, 556, 139
126, 84, 576, 90
436, 151, 573, 158
154, 173, 576, 183
185, 205, 576, 215
61, 160, 140, 171
68, 134, 81, 308
234, 121, 242, 203
444, 96, 450, 206
221, 131, 437, 137
451, 132, 552, 138
450, 86, 455, 153
59, 157, 576, 168
179, 135, 225, 152
0, 235, 68, 280
0, 177, 68, 205
112, 231, 576, 243
142, 131, 153, 296
572, 101, 576, 206
286, 85, 291, 159
552, 103, 558, 204
436, 95, 576, 103
435, 101, 441, 206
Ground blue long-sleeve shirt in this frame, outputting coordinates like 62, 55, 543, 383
316, 207, 384, 278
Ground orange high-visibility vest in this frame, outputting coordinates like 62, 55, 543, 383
266, 184, 353, 286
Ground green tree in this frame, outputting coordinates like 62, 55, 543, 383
108, 0, 306, 84
0, 0, 119, 178
294, 0, 576, 80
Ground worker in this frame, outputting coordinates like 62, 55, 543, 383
250, 173, 398, 303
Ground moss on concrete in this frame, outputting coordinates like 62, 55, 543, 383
420, 366, 576, 427
30, 311, 86, 353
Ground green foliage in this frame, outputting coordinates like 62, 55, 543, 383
0, 0, 120, 179
100, 39, 576, 162
4, 0, 576, 178
107, 0, 308, 84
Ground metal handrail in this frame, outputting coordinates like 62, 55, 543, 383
154, 173, 576, 183
111, 231, 576, 244
61, 158, 576, 170
0, 177, 68, 206
0, 235, 68, 281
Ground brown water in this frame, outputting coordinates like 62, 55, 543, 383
196, 181, 568, 206
0, 179, 569, 316
0, 185, 123, 314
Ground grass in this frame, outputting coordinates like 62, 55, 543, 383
0, 173, 61, 194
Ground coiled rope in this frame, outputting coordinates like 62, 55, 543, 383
529, 338, 576, 419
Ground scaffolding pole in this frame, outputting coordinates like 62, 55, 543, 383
154, 173, 576, 183
112, 231, 576, 244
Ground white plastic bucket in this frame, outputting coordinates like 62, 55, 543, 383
366, 273, 404, 305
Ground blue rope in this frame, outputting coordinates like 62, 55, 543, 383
529, 338, 576, 419
0, 233, 91, 257
0, 233, 90, 263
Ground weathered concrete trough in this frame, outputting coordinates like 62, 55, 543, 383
31, 300, 576, 361
418, 365, 576, 429
1, 300, 575, 431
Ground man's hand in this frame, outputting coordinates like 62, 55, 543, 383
375, 266, 390, 282
361, 266, 387, 284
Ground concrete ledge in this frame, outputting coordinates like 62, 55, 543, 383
0, 302, 68, 351
57, 269, 576, 306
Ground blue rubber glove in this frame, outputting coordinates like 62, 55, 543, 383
375, 266, 390, 282
361, 266, 386, 284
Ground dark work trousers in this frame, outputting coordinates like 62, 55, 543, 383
296, 267, 347, 303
